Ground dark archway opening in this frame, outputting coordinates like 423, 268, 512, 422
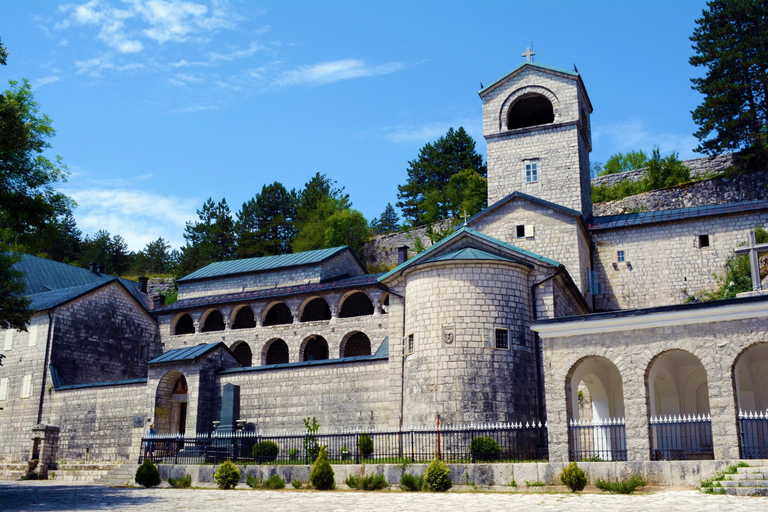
301, 298, 332, 322
266, 339, 290, 365
232, 342, 252, 366
303, 336, 329, 361
232, 307, 255, 329
202, 310, 225, 332
343, 332, 371, 357
339, 292, 374, 318
508, 95, 554, 130
174, 314, 195, 335
263, 303, 293, 326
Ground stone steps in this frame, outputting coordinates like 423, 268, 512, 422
704, 464, 768, 496
92, 463, 138, 487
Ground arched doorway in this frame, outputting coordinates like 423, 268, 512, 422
339, 292, 374, 318
202, 310, 225, 332
566, 356, 626, 461
264, 338, 289, 365
302, 335, 329, 361
174, 314, 194, 335
300, 298, 331, 322
263, 303, 293, 326
733, 343, 768, 458
232, 307, 255, 329
646, 350, 713, 460
155, 372, 188, 435
231, 341, 252, 367
340, 332, 371, 357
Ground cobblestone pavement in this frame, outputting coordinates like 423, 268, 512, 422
1, 481, 767, 512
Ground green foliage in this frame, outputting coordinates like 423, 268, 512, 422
345, 472, 388, 490
598, 150, 649, 176
252, 441, 279, 463
214, 460, 241, 489
591, 180, 647, 203
134, 459, 161, 488
370, 203, 400, 235
291, 478, 303, 489
246, 474, 259, 488
0, 37, 7, 65
163, 288, 178, 305
236, 182, 297, 258
78, 230, 131, 276
288, 448, 299, 461
309, 446, 335, 490
468, 436, 501, 462
293, 173, 355, 254
525, 480, 546, 487
560, 462, 587, 492
323, 208, 372, 258
400, 473, 424, 492
130, 237, 177, 276
168, 473, 192, 488
690, 0, 768, 166
176, 198, 236, 278
358, 434, 374, 457
423, 458, 452, 492
263, 474, 286, 489
397, 127, 486, 226
0, 250, 31, 330
595, 474, 646, 494
509, 478, 518, 488
303, 417, 320, 463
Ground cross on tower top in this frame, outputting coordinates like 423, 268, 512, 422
522, 46, 535, 62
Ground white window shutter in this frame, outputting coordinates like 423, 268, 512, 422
3, 329, 12, 351
612, 251, 618, 263
0, 378, 8, 401
524, 225, 535, 238
28, 324, 38, 347
21, 375, 32, 399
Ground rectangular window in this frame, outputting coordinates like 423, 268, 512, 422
407, 334, 414, 354
0, 378, 8, 401
27, 324, 38, 348
495, 328, 509, 350
21, 375, 32, 399
139, 344, 147, 360
3, 329, 12, 351
616, 250, 626, 263
525, 161, 539, 183
698, 234, 710, 248
516, 225, 525, 238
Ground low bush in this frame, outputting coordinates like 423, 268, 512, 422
525, 480, 545, 487
560, 462, 587, 492
135, 459, 161, 488
291, 479, 303, 489
309, 446, 335, 490
346, 473, 388, 491
595, 474, 646, 494
400, 473, 423, 492
288, 448, 299, 461
168, 473, 192, 488
358, 435, 374, 457
468, 436, 501, 462
252, 441, 280, 463
246, 474, 259, 488
263, 474, 286, 489
423, 458, 452, 492
214, 460, 241, 489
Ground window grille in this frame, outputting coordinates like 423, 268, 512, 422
495, 329, 509, 350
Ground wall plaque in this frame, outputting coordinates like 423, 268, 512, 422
442, 324, 455, 345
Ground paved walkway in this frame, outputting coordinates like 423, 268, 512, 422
1, 481, 767, 512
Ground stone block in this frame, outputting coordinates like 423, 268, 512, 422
198, 465, 213, 483
466, 464, 493, 486
669, 461, 702, 486
539, 461, 565, 485
448, 464, 467, 484
513, 462, 539, 485
645, 461, 671, 485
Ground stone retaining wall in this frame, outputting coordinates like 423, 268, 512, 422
591, 153, 734, 188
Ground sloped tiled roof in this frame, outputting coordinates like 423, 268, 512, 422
421, 247, 523, 265
176, 246, 353, 283
148, 342, 227, 365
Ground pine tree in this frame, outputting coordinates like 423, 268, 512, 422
236, 182, 297, 258
371, 203, 400, 234
293, 173, 351, 253
690, 0, 768, 166
177, 198, 235, 277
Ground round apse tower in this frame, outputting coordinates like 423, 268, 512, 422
400, 252, 539, 427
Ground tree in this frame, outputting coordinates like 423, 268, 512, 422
236, 182, 297, 258
324, 209, 372, 258
131, 237, 176, 275
79, 230, 132, 276
690, 0, 768, 166
292, 173, 351, 253
176, 198, 235, 277
370, 203, 400, 235
45, 213, 82, 264
598, 150, 649, 176
396, 127, 486, 226
644, 147, 691, 189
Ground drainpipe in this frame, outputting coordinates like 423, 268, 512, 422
530, 265, 565, 424
37, 310, 55, 425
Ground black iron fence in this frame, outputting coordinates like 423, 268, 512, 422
649, 414, 714, 461
739, 411, 768, 459
568, 418, 627, 461
139, 422, 548, 465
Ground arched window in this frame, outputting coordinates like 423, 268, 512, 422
231, 342, 252, 367
155, 371, 188, 434
264, 339, 289, 365
263, 303, 293, 326
302, 335, 329, 362
339, 292, 374, 318
300, 298, 331, 322
232, 307, 255, 329
174, 314, 195, 335
733, 343, 768, 459
507, 94, 554, 130
201, 310, 225, 332
341, 332, 371, 357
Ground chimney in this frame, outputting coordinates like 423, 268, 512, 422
138, 277, 149, 294
397, 245, 409, 265
89, 262, 98, 274
152, 294, 165, 310
96, 264, 102, 274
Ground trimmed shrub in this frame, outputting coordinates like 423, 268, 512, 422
291, 479, 303, 489
252, 441, 279, 463
560, 462, 587, 492
468, 436, 501, 461
346, 473, 388, 491
595, 474, 646, 494
400, 473, 423, 492
135, 459, 161, 488
309, 446, 335, 490
246, 474, 259, 488
288, 448, 299, 461
214, 460, 241, 489
168, 473, 192, 488
423, 458, 452, 492
358, 435, 374, 458
263, 474, 286, 489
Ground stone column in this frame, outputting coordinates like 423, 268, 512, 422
28, 424, 60, 480
708, 361, 741, 460
622, 375, 651, 461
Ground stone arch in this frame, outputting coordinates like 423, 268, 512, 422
733, 342, 768, 413
300, 297, 331, 322
566, 355, 625, 422
201, 309, 225, 332
300, 335, 329, 362
262, 338, 289, 365
230, 341, 252, 367
378, 292, 390, 314
173, 313, 195, 335
646, 349, 711, 418
499, 86, 560, 131
155, 371, 189, 435
262, 302, 293, 326
340, 331, 372, 357
339, 291, 374, 318
231, 305, 256, 329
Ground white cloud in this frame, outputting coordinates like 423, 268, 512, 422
62, 187, 198, 250
74, 53, 145, 76
35, 76, 61, 88
207, 41, 262, 62
167, 73, 203, 86
275, 59, 404, 87
592, 119, 699, 160
384, 119, 481, 146
173, 104, 219, 113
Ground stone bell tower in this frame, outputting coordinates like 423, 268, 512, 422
479, 59, 593, 217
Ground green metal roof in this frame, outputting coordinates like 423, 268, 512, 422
177, 246, 352, 283
148, 342, 226, 365
479, 62, 579, 96
422, 247, 524, 265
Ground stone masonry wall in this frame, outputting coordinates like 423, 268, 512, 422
591, 153, 734, 188
540, 315, 768, 462
363, 219, 453, 269
591, 210, 768, 310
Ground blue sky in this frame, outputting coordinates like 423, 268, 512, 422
1, 0, 710, 251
